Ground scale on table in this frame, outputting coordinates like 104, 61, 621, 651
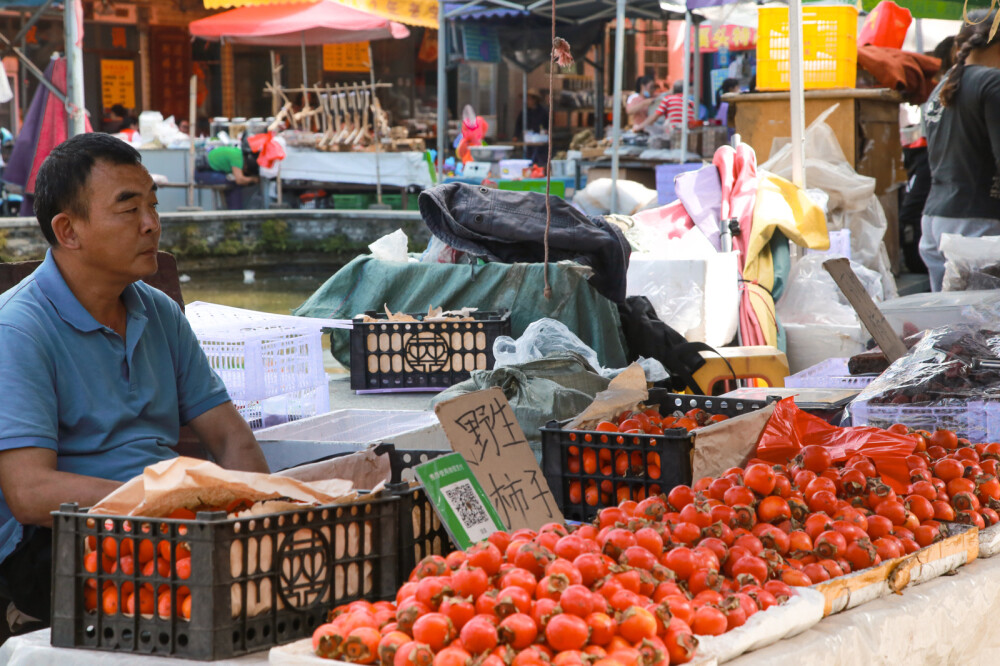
466, 145, 515, 179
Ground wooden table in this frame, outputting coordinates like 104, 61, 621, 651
723, 88, 905, 272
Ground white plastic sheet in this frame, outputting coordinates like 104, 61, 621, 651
761, 106, 897, 300
696, 587, 826, 663
493, 318, 668, 382
726, 556, 1000, 666
940, 233, 1000, 291
777, 254, 884, 327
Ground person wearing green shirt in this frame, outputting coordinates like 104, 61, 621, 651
195, 145, 259, 209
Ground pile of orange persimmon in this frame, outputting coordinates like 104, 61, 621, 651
81, 503, 252, 620
565, 407, 730, 507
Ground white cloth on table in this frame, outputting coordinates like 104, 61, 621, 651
276, 148, 434, 188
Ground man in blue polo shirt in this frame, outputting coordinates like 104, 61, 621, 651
0, 133, 269, 629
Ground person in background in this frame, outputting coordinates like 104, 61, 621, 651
195, 143, 259, 210
103, 104, 128, 133
178, 119, 191, 135
639, 80, 697, 132
714, 78, 741, 135
514, 89, 548, 166
0, 133, 268, 631
899, 35, 957, 274
117, 116, 139, 143
195, 117, 211, 139
920, 9, 1000, 290
625, 76, 658, 130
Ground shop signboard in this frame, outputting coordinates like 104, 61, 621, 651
100, 58, 135, 109
461, 24, 501, 63
699, 25, 756, 53
323, 42, 371, 72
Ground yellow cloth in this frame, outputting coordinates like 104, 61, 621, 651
745, 173, 830, 346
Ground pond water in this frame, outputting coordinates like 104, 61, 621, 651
180, 269, 346, 374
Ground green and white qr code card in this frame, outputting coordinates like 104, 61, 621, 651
415, 452, 506, 550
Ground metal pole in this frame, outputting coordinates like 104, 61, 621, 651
436, 8, 447, 182
680, 11, 692, 165
300, 32, 308, 89
693, 18, 701, 122
522, 69, 528, 151
63, 0, 85, 136
369, 43, 383, 205
187, 74, 196, 208
594, 39, 604, 140
914, 18, 924, 53
609, 0, 626, 214
788, 0, 806, 188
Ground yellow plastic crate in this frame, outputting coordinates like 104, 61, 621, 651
756, 5, 858, 91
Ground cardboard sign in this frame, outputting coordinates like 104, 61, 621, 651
434, 388, 563, 532
823, 258, 908, 363
100, 58, 135, 109
414, 453, 506, 550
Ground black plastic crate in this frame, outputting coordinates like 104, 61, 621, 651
541, 392, 771, 522
51, 496, 399, 661
349, 310, 512, 391
376, 446, 457, 578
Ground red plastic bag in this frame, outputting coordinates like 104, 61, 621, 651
858, 0, 912, 50
248, 131, 286, 169
755, 399, 917, 493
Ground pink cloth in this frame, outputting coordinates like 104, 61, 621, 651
714, 143, 765, 346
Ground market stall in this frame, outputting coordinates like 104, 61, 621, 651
187, 0, 429, 208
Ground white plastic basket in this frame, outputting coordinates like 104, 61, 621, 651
234, 383, 331, 431
785, 357, 876, 389
185, 302, 327, 401
850, 399, 994, 443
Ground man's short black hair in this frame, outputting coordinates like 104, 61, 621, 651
110, 104, 127, 118
33, 133, 143, 246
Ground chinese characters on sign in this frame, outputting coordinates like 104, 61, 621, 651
698, 25, 757, 53
322, 42, 371, 73
100, 59, 135, 109
435, 388, 564, 532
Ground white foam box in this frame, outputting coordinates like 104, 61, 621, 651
626, 252, 739, 348
783, 323, 868, 374
254, 408, 450, 471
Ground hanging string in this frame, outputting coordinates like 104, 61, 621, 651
543, 5, 574, 300
542, 0, 556, 300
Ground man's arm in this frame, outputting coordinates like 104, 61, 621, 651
0, 448, 121, 527
187, 402, 269, 473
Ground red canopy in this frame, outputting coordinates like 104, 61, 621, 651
189, 0, 410, 46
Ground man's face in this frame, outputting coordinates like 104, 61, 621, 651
527, 96, 538, 109
71, 160, 161, 282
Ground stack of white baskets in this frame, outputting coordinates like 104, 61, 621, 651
184, 301, 330, 429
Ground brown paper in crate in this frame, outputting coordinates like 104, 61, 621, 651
89, 457, 355, 517
359, 304, 477, 323
566, 363, 648, 431
276, 447, 392, 491
691, 404, 775, 480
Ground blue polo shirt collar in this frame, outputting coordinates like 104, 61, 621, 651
33, 249, 149, 333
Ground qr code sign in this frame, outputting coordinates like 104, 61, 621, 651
442, 479, 498, 542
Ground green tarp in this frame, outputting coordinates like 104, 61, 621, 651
294, 256, 629, 370
862, 0, 990, 20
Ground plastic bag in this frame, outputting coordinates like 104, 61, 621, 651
368, 229, 409, 263
420, 235, 468, 264
853, 325, 1000, 406
941, 233, 1000, 291
494, 318, 668, 382
761, 106, 897, 299
755, 398, 917, 492
777, 254, 883, 326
